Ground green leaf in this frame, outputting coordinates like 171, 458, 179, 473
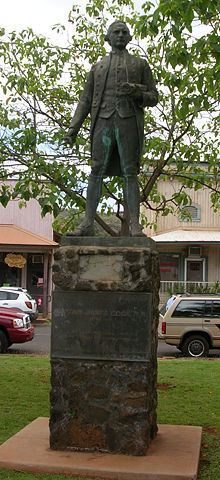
0, 0, 218, 235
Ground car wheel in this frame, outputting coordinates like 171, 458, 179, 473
0, 330, 8, 353
182, 335, 209, 358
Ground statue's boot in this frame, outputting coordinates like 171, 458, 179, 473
130, 222, 146, 237
125, 175, 147, 237
72, 175, 102, 236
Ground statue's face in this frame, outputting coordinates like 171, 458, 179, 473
108, 22, 131, 50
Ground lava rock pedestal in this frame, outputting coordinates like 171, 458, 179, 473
50, 236, 160, 456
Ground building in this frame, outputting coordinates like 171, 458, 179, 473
0, 182, 58, 316
2, 176, 219, 310
142, 178, 220, 298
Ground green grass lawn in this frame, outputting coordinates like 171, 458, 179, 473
0, 356, 219, 480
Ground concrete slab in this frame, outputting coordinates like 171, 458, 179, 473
0, 417, 202, 480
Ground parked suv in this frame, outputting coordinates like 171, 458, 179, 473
0, 307, 34, 352
0, 287, 38, 321
159, 294, 220, 357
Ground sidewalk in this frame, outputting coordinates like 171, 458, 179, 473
33, 314, 50, 325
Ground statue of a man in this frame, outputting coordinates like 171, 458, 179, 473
64, 20, 158, 236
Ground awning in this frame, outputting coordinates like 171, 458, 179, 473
0, 224, 58, 247
151, 229, 220, 244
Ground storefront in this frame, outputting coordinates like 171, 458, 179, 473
151, 229, 220, 295
0, 224, 58, 317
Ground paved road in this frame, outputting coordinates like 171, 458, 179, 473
8, 324, 220, 358
8, 324, 51, 355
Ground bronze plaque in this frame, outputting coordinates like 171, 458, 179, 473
51, 291, 152, 361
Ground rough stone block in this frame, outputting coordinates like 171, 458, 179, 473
50, 237, 160, 456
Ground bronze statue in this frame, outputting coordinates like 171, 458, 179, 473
64, 20, 158, 236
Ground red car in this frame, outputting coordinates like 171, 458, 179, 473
0, 307, 34, 353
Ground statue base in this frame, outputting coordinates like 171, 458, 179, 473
50, 236, 160, 455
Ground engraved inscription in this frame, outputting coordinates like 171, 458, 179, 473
51, 291, 152, 361
79, 254, 123, 281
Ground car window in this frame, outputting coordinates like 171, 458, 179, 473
7, 292, 19, 300
0, 291, 8, 300
159, 304, 166, 316
0, 291, 19, 300
213, 301, 220, 317
172, 300, 205, 317
204, 300, 212, 317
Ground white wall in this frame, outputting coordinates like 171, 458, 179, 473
142, 179, 220, 236
0, 181, 54, 240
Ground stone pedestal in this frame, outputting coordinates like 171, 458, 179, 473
50, 237, 160, 456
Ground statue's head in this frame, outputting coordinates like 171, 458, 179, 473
105, 20, 132, 50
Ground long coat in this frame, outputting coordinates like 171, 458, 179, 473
69, 51, 158, 176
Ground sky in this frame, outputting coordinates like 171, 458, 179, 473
1, 0, 207, 46
1, 0, 144, 40
1, 0, 82, 39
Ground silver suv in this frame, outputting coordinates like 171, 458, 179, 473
0, 287, 38, 321
159, 294, 220, 357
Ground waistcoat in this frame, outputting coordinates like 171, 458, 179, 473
98, 51, 135, 119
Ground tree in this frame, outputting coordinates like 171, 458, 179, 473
0, 0, 219, 236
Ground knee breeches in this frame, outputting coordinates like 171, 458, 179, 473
91, 113, 140, 178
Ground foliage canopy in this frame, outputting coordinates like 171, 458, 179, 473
0, 0, 219, 235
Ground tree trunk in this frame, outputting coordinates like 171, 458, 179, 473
120, 192, 130, 236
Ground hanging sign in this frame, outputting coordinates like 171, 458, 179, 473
4, 254, 26, 269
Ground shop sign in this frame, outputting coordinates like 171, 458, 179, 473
4, 254, 26, 268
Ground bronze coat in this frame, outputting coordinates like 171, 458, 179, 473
69, 52, 158, 176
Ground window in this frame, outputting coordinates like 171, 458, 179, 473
172, 300, 220, 318
185, 258, 205, 282
0, 291, 19, 300
213, 301, 220, 317
159, 254, 179, 281
204, 301, 212, 317
7, 292, 19, 300
179, 204, 200, 222
0, 292, 7, 300
172, 300, 205, 317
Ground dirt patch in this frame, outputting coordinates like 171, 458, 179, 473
157, 383, 172, 390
